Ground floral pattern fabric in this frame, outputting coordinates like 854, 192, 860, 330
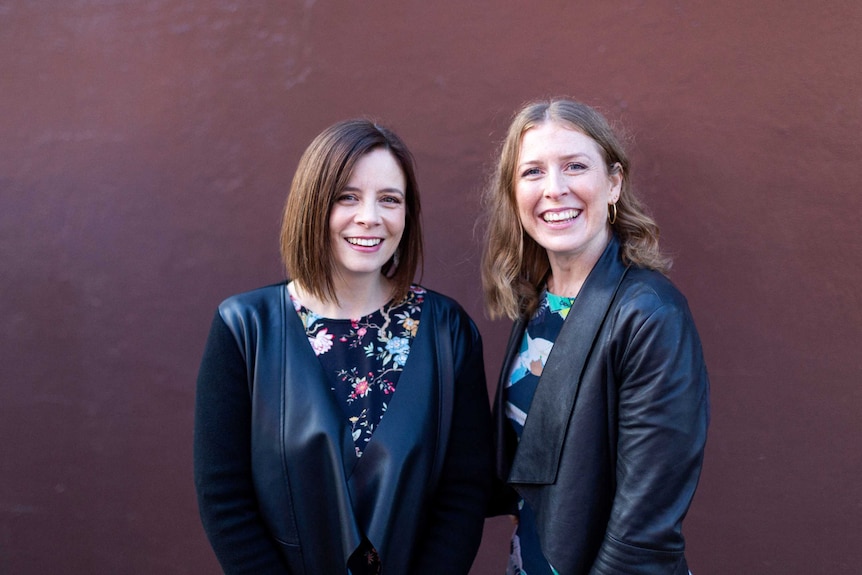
291, 285, 425, 459
505, 289, 572, 575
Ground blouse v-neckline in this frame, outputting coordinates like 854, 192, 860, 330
287, 285, 427, 470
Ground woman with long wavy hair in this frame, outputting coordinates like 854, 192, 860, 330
482, 99, 709, 575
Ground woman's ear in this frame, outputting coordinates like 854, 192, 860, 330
608, 162, 623, 202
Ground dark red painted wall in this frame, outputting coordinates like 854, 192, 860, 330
2, 2, 860, 573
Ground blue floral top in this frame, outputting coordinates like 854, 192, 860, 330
291, 284, 425, 458
505, 289, 574, 575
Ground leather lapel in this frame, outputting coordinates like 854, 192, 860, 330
280, 286, 359, 475
346, 292, 441, 565
350, 299, 436, 479
508, 237, 629, 484
277, 285, 362, 568
494, 317, 526, 480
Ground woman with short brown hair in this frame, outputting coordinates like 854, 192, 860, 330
195, 118, 493, 574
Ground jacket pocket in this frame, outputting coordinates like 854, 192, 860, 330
272, 538, 306, 575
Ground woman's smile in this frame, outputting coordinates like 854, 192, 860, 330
540, 208, 581, 223
346, 237, 384, 248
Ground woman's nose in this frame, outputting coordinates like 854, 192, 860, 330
354, 199, 381, 225
543, 170, 568, 199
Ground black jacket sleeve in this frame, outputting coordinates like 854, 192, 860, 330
193, 311, 290, 574
590, 300, 709, 575
410, 312, 495, 574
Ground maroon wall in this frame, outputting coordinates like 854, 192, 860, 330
2, 2, 860, 573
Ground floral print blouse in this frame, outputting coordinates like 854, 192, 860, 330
291, 284, 425, 458
505, 289, 573, 575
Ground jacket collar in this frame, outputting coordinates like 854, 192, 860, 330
507, 235, 629, 484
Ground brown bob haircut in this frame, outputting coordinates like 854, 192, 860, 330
280, 118, 423, 305
481, 98, 670, 320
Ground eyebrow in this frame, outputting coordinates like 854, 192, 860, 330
519, 152, 593, 164
341, 185, 405, 196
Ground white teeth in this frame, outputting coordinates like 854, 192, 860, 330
347, 238, 382, 247
543, 209, 579, 222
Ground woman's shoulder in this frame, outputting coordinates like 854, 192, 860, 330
412, 284, 470, 314
607, 269, 702, 344
411, 284, 482, 331
616, 266, 692, 314
217, 281, 288, 317
411, 285, 484, 360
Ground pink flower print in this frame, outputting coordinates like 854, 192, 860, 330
309, 328, 334, 356
357, 327, 367, 338
351, 377, 370, 399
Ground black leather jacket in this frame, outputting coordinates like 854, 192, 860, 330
493, 236, 710, 574
195, 284, 492, 574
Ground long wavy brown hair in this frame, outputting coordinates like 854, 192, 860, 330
481, 99, 670, 320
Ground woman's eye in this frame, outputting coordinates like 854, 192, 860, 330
380, 195, 403, 205
337, 193, 358, 203
566, 162, 586, 171
521, 167, 541, 177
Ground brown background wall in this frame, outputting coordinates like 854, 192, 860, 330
1, 1, 860, 573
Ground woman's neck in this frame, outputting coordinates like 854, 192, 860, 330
290, 275, 396, 319
546, 265, 590, 298
546, 237, 609, 298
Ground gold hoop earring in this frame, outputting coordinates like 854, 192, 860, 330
608, 203, 618, 225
